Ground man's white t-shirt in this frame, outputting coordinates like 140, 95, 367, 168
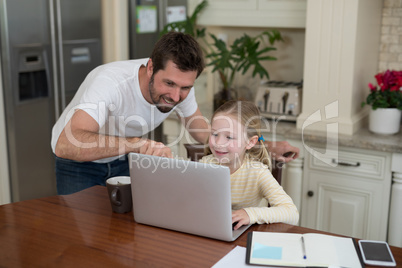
51, 58, 198, 163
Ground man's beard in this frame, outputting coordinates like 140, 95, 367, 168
149, 75, 178, 113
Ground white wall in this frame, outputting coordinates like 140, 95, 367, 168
296, 0, 382, 135
203, 26, 305, 102
0, 52, 11, 205
101, 0, 129, 63
379, 0, 402, 71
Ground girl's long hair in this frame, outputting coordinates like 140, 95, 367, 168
205, 100, 271, 169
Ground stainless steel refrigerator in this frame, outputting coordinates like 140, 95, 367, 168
128, 0, 187, 142
128, 0, 188, 59
0, 0, 103, 201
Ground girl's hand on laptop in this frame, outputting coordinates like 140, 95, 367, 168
232, 209, 250, 230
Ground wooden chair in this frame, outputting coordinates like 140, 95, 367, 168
183, 143, 282, 185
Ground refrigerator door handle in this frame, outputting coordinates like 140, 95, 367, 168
49, 0, 60, 120
158, 0, 165, 31
55, 0, 66, 112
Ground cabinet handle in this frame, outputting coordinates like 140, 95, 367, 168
332, 159, 360, 167
307, 191, 314, 197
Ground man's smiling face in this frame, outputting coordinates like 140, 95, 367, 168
148, 60, 197, 113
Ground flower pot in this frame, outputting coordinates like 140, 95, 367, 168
369, 108, 402, 135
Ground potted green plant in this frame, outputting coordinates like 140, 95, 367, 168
161, 0, 283, 110
206, 30, 283, 110
361, 70, 402, 134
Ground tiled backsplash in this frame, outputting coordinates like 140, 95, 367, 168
379, 0, 402, 71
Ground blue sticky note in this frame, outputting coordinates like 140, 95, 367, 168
252, 242, 282, 260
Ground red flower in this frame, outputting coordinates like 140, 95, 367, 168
384, 70, 398, 89
368, 83, 376, 91
375, 73, 383, 88
363, 69, 402, 110
373, 70, 402, 91
397, 74, 402, 88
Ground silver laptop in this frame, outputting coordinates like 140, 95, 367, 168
129, 152, 251, 241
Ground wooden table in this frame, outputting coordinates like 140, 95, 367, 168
1, 186, 401, 267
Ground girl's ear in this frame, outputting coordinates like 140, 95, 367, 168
246, 135, 259, 150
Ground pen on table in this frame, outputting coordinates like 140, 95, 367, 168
301, 235, 307, 259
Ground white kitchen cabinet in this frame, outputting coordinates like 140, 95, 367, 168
301, 146, 392, 241
388, 153, 402, 247
196, 0, 307, 28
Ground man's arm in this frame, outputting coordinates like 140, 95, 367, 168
182, 108, 210, 144
55, 109, 172, 161
265, 140, 299, 163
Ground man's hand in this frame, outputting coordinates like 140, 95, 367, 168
135, 139, 173, 158
266, 141, 299, 163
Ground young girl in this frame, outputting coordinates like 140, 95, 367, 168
200, 100, 299, 230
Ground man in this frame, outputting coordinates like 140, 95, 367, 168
52, 32, 298, 195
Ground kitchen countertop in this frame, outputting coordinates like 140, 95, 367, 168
270, 120, 402, 154
166, 104, 402, 154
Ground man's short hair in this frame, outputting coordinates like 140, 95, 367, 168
150, 32, 205, 77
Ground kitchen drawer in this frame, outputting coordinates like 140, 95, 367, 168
307, 147, 391, 181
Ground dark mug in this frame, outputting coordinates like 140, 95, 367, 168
106, 176, 132, 213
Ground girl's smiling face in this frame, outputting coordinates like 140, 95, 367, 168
209, 113, 256, 173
